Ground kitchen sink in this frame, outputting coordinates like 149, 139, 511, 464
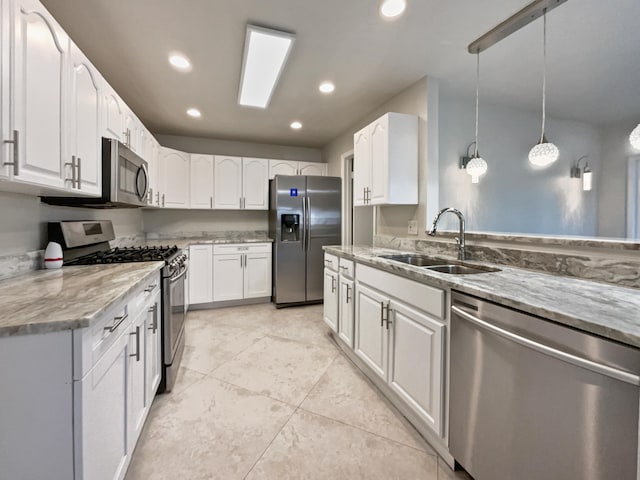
377, 254, 501, 275
425, 264, 501, 275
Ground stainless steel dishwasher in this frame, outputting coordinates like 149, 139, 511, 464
450, 291, 640, 480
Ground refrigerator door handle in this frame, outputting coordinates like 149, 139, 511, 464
301, 197, 306, 251
305, 196, 311, 252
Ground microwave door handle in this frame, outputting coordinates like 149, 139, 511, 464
135, 164, 149, 201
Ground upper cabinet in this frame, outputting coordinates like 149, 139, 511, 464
268, 159, 328, 179
123, 108, 140, 152
214, 156, 268, 210
102, 85, 123, 142
11, 0, 69, 190
353, 112, 418, 206
68, 42, 101, 196
189, 154, 214, 209
159, 147, 189, 208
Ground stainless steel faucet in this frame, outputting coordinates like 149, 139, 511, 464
427, 208, 466, 261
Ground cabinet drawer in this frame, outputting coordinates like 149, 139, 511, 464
213, 243, 272, 255
324, 253, 339, 271
338, 258, 354, 278
356, 263, 445, 320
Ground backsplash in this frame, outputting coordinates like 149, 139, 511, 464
145, 230, 269, 242
374, 234, 640, 290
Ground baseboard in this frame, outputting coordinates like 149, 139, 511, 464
188, 296, 271, 311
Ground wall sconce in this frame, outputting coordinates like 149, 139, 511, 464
460, 142, 487, 184
570, 155, 593, 191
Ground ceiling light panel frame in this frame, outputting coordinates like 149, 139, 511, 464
238, 25, 296, 109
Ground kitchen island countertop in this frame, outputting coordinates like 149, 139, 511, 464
0, 262, 164, 337
324, 245, 640, 349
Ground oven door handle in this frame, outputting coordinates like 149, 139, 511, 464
169, 265, 188, 283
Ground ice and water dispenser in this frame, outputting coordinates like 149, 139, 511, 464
281, 214, 300, 241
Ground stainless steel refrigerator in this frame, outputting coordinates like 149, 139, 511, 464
269, 175, 342, 307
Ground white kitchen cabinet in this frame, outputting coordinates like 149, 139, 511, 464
353, 112, 418, 206
147, 139, 160, 206
127, 307, 147, 450
242, 157, 269, 209
337, 258, 355, 347
159, 146, 189, 208
68, 42, 101, 196
0, 0, 10, 180
11, 0, 69, 190
188, 244, 214, 304
298, 161, 327, 176
323, 268, 339, 332
103, 86, 123, 142
214, 156, 268, 210
269, 159, 298, 178
388, 300, 444, 436
190, 154, 214, 209
122, 109, 140, 152
144, 290, 162, 406
354, 282, 389, 381
212, 243, 272, 302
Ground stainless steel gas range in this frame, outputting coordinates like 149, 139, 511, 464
48, 220, 187, 393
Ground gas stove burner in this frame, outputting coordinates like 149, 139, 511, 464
66, 245, 180, 266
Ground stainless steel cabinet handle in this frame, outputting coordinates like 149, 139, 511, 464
148, 187, 153, 203
104, 313, 128, 333
3, 130, 19, 175
210, 196, 213, 208
77, 157, 82, 189
65, 156, 77, 187
148, 304, 158, 333
451, 305, 640, 386
144, 283, 157, 293
346, 284, 351, 304
331, 276, 336, 293
380, 301, 385, 327
155, 191, 160, 206
129, 326, 141, 362
385, 303, 392, 330
162, 193, 165, 207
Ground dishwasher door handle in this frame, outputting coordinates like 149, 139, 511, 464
451, 305, 640, 386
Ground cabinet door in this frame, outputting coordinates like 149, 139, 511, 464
190, 154, 214, 209
242, 157, 268, 210
0, 0, 9, 180
127, 309, 146, 451
299, 162, 327, 176
145, 292, 161, 402
122, 110, 139, 152
353, 127, 370, 206
338, 276, 355, 348
214, 155, 242, 209
370, 116, 389, 204
68, 43, 101, 196
13, 0, 69, 189
244, 251, 271, 299
388, 300, 444, 437
159, 147, 189, 208
269, 159, 298, 179
146, 140, 158, 206
103, 88, 123, 142
213, 253, 244, 301
323, 268, 339, 332
76, 330, 129, 480
354, 283, 388, 381
188, 245, 213, 304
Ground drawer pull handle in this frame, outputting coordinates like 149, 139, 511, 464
144, 284, 157, 293
104, 313, 128, 333
147, 304, 158, 333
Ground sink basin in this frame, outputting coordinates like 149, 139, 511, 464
377, 253, 501, 275
377, 254, 447, 267
425, 264, 501, 275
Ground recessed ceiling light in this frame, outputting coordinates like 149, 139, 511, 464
238, 25, 296, 108
380, 0, 406, 18
186, 108, 201, 118
169, 53, 192, 72
319, 81, 335, 94
290, 121, 302, 130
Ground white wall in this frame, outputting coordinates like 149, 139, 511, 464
0, 191, 143, 255
156, 134, 323, 163
438, 93, 602, 236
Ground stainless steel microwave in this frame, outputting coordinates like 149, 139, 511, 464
42, 138, 149, 208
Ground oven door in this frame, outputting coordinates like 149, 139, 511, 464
164, 264, 187, 364
113, 141, 148, 206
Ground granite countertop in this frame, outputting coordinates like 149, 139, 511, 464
143, 235, 273, 250
0, 262, 164, 337
325, 245, 640, 349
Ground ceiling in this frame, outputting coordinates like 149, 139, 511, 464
40, 0, 640, 148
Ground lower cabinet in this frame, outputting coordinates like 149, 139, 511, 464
189, 243, 272, 306
0, 273, 162, 480
323, 268, 339, 332
338, 275, 355, 347
354, 283, 390, 381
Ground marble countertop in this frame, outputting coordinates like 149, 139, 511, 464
144, 235, 273, 250
325, 246, 640, 349
0, 262, 163, 337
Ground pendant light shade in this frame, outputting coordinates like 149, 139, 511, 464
528, 11, 559, 167
630, 123, 640, 150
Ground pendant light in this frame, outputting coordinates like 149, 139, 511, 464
528, 11, 559, 167
466, 52, 488, 184
630, 123, 640, 150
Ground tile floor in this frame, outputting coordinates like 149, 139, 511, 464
125, 303, 471, 480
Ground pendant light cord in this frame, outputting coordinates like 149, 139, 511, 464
540, 11, 547, 143
474, 52, 480, 156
